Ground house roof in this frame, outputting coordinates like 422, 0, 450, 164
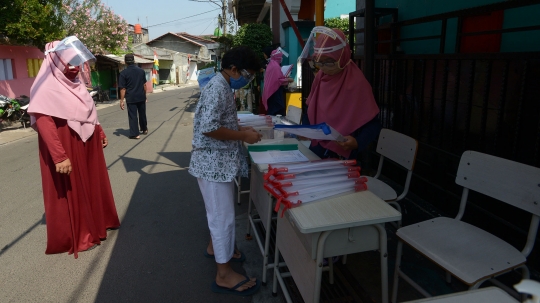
147, 32, 204, 47
175, 32, 216, 44
99, 54, 154, 64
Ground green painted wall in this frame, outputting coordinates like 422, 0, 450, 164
375, 0, 540, 54
91, 70, 116, 91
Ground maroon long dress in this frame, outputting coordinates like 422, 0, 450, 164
35, 114, 120, 258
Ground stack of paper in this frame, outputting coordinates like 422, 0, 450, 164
238, 114, 273, 127
261, 159, 368, 216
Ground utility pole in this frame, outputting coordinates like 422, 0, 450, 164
222, 0, 227, 35
190, 0, 229, 34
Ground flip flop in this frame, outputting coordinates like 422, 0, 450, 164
128, 136, 140, 140
211, 276, 261, 296
204, 250, 246, 262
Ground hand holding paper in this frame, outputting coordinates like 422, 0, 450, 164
274, 122, 346, 142
336, 135, 358, 151
281, 65, 293, 77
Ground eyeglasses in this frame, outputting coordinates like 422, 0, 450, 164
313, 61, 337, 68
240, 69, 255, 82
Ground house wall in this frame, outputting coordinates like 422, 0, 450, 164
148, 36, 201, 56
373, 0, 540, 54
0, 45, 44, 98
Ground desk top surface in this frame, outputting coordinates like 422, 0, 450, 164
245, 138, 320, 172
287, 190, 402, 233
402, 287, 518, 303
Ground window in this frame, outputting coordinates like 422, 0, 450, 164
0, 59, 14, 80
27, 58, 43, 78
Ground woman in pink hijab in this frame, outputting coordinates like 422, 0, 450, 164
28, 37, 120, 258
303, 27, 381, 160
262, 48, 293, 116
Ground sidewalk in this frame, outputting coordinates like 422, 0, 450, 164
0, 82, 197, 146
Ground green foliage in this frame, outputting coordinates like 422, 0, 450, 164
201, 61, 216, 69
324, 17, 353, 40
63, 0, 128, 55
0, 0, 65, 49
232, 24, 272, 59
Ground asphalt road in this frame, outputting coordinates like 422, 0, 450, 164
0, 86, 281, 303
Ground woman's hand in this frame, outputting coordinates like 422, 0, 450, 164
242, 129, 263, 144
239, 126, 255, 132
55, 158, 72, 175
102, 137, 108, 148
336, 136, 358, 151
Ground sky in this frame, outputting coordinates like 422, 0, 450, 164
104, 0, 231, 40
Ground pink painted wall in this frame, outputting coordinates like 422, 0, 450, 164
0, 45, 45, 98
139, 63, 153, 93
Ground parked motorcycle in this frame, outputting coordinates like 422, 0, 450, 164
15, 95, 30, 128
0, 94, 31, 128
87, 86, 109, 104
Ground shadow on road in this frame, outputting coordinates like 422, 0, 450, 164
94, 152, 253, 303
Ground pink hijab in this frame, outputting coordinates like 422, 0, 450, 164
306, 29, 379, 158
28, 41, 99, 142
262, 50, 289, 110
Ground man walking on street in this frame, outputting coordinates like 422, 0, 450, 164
119, 53, 148, 139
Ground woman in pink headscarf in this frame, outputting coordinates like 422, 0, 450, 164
302, 28, 381, 160
262, 49, 293, 116
28, 37, 120, 258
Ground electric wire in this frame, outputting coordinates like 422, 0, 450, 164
147, 8, 220, 28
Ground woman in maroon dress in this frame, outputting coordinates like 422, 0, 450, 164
28, 37, 120, 258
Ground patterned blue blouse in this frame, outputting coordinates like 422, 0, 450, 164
189, 73, 248, 182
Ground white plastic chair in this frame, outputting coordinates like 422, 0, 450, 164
364, 128, 418, 215
391, 151, 540, 303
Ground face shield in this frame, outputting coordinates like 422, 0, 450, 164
298, 26, 347, 69
45, 36, 96, 85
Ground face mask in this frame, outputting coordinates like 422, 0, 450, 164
230, 75, 249, 89
64, 65, 80, 81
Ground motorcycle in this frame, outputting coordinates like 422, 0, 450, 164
87, 86, 109, 104
0, 95, 21, 122
15, 95, 30, 128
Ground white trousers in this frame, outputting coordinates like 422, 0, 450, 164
197, 178, 235, 264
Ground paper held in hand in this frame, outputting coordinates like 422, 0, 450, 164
281, 65, 293, 77
274, 122, 346, 142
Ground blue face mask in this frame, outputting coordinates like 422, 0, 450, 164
230, 75, 249, 89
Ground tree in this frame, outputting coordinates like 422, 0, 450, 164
232, 24, 272, 59
324, 17, 353, 40
63, 0, 128, 55
0, 0, 65, 49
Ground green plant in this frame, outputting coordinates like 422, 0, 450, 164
0, 0, 65, 49
232, 23, 272, 59
201, 61, 216, 69
324, 17, 353, 40
63, 0, 128, 54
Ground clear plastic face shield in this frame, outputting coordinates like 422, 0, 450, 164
298, 26, 347, 70
45, 36, 96, 85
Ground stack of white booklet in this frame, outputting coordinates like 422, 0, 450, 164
262, 159, 368, 216
237, 114, 273, 127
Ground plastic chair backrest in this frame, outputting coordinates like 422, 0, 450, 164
376, 129, 418, 171
456, 151, 540, 216
286, 105, 302, 125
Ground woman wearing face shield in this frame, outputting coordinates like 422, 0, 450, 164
262, 48, 294, 116
301, 27, 381, 161
28, 37, 120, 259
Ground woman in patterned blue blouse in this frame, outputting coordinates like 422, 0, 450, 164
189, 46, 263, 296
